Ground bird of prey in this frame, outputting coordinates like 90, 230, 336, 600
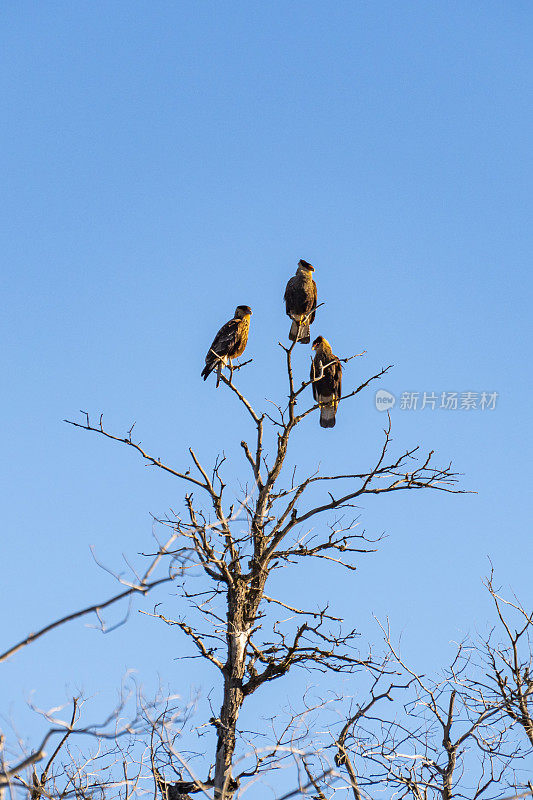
284, 259, 317, 343
201, 305, 252, 386
310, 336, 343, 428
154, 768, 213, 800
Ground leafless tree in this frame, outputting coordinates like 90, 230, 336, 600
7, 330, 529, 800
321, 630, 521, 800
482, 573, 533, 749
59, 335, 461, 799
300, 589, 533, 800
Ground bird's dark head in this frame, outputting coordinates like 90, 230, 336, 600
312, 335, 330, 351
298, 259, 314, 273
235, 305, 252, 318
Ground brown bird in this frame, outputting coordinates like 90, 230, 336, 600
310, 336, 343, 428
201, 305, 252, 386
154, 768, 213, 800
284, 259, 317, 343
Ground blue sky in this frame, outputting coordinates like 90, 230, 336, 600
1, 0, 532, 785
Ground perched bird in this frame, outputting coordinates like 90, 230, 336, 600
154, 768, 213, 799
310, 336, 343, 428
201, 305, 252, 386
284, 259, 317, 343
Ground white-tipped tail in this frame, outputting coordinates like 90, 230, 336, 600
289, 320, 310, 343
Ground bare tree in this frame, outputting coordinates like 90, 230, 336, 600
3, 325, 532, 797
299, 588, 533, 800
14, 323, 533, 799
325, 632, 520, 800
52, 335, 461, 799
482, 573, 533, 748
1, 691, 152, 800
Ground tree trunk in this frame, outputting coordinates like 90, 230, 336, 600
213, 587, 249, 800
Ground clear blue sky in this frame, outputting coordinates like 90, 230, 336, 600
1, 0, 532, 782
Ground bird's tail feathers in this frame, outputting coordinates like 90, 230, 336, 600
319, 396, 338, 428
202, 354, 227, 384
289, 320, 310, 343
289, 320, 298, 341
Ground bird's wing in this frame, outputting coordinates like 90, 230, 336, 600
308, 280, 318, 324
311, 354, 342, 400
284, 276, 298, 314
207, 318, 240, 360
310, 354, 324, 401
333, 357, 342, 399
285, 275, 316, 321
310, 357, 318, 401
